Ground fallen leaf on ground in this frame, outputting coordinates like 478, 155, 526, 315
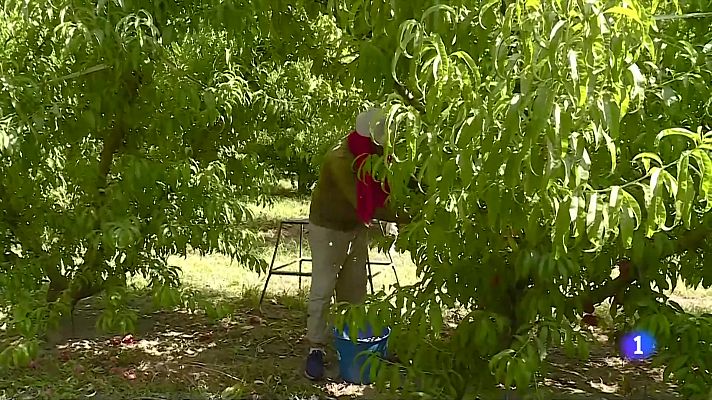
123, 368, 137, 380
121, 334, 137, 345
589, 378, 618, 393
58, 350, 71, 362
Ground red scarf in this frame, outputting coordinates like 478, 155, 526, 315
347, 131, 390, 224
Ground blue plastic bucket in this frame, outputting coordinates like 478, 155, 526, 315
333, 324, 390, 384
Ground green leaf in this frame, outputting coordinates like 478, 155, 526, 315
568, 49, 578, 81
420, 4, 458, 23
603, 190, 619, 236
571, 193, 586, 238
660, 170, 678, 200
577, 336, 590, 360
504, 151, 524, 188
609, 186, 621, 208
645, 167, 674, 233
489, 348, 514, 374
664, 355, 689, 383
603, 97, 621, 138
619, 205, 635, 248
603, 131, 617, 174
633, 152, 663, 170
527, 202, 543, 245
549, 20, 566, 44
451, 51, 477, 74
656, 128, 700, 147
512, 356, 530, 390
475, 314, 491, 347
675, 153, 694, 227
553, 197, 572, 256
389, 365, 401, 392
429, 301, 443, 337
605, 6, 642, 24
539, 325, 549, 346
563, 330, 576, 357
504, 358, 518, 389
618, 190, 641, 248
627, 63, 645, 99
691, 148, 712, 211
620, 190, 642, 228
432, 35, 450, 82
647, 167, 662, 203
586, 193, 598, 228
568, 194, 580, 223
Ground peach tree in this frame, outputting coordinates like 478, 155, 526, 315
2, 0, 712, 398
324, 0, 712, 398
0, 0, 356, 364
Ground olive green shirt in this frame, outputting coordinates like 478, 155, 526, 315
309, 138, 403, 231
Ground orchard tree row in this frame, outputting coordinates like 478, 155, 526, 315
1, 0, 712, 398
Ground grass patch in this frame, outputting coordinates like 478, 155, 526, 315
668, 283, 712, 315
174, 193, 418, 299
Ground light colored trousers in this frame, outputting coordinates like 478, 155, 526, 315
306, 222, 369, 346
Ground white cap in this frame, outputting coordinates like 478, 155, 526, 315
355, 107, 387, 145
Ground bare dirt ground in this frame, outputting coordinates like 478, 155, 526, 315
0, 290, 683, 400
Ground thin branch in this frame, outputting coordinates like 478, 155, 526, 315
590, 160, 677, 193
394, 82, 426, 115
132, 397, 168, 400
162, 57, 208, 89
50, 64, 110, 83
654, 12, 712, 21
185, 361, 246, 383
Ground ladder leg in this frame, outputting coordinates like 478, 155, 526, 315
367, 250, 375, 295
259, 222, 284, 308
386, 239, 398, 286
299, 223, 304, 291
380, 222, 399, 287
391, 264, 400, 287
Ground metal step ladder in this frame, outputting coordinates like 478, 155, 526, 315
258, 219, 398, 307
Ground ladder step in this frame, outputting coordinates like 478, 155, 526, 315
267, 271, 312, 277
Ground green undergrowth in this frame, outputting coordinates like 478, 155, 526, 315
1, 195, 710, 399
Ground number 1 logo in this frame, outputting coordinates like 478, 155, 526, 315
633, 335, 643, 355
621, 331, 656, 360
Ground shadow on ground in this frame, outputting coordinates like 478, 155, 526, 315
0, 286, 682, 400
1, 289, 390, 400
542, 335, 680, 400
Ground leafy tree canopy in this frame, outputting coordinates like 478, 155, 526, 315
1, 0, 712, 398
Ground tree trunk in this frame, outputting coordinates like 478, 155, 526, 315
297, 161, 314, 194
48, 70, 142, 309
297, 174, 311, 194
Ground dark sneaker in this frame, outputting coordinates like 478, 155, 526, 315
304, 349, 325, 380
